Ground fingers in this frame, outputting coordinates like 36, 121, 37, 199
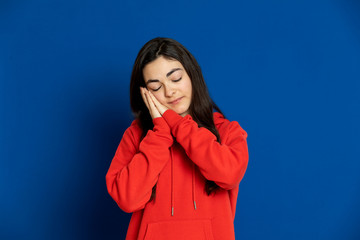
147, 90, 159, 107
140, 87, 161, 119
145, 89, 157, 110
140, 87, 150, 109
147, 90, 168, 115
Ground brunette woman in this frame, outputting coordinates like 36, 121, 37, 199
106, 37, 249, 240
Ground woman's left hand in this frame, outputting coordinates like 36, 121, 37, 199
142, 87, 169, 116
140, 87, 168, 118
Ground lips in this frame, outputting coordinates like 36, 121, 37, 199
169, 97, 183, 105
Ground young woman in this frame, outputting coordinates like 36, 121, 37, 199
106, 37, 249, 240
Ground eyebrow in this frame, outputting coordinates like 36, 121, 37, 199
146, 68, 182, 85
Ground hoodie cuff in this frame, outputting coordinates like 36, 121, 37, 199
148, 116, 173, 145
162, 109, 193, 133
152, 116, 171, 132
162, 109, 181, 127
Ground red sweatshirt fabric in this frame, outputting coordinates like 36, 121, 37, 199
106, 109, 249, 240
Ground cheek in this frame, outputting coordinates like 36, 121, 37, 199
183, 79, 192, 95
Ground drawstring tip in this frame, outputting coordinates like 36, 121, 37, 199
171, 207, 174, 216
194, 201, 197, 210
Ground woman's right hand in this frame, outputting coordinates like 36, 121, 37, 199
140, 87, 161, 119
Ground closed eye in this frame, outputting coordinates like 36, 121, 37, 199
152, 86, 161, 91
151, 77, 181, 91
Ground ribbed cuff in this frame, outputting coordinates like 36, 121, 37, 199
162, 109, 184, 129
152, 116, 171, 131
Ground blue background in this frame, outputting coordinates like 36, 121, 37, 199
1, 0, 359, 239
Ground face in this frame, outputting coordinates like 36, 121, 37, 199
143, 56, 192, 117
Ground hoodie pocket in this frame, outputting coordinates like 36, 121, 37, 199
143, 219, 214, 240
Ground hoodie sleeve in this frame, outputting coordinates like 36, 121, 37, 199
105, 117, 173, 213
162, 109, 249, 190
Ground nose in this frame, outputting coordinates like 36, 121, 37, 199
164, 84, 176, 97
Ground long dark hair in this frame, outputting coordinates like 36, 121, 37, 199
129, 37, 224, 196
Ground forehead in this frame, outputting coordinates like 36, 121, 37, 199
143, 56, 183, 79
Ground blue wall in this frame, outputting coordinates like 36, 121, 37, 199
1, 0, 359, 239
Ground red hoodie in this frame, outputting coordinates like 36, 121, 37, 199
106, 109, 249, 240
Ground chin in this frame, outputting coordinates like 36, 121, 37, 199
179, 109, 190, 117
171, 107, 188, 116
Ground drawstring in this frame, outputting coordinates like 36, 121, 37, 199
170, 143, 197, 217
192, 163, 197, 210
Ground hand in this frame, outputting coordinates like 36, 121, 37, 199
146, 88, 169, 116
140, 87, 168, 119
